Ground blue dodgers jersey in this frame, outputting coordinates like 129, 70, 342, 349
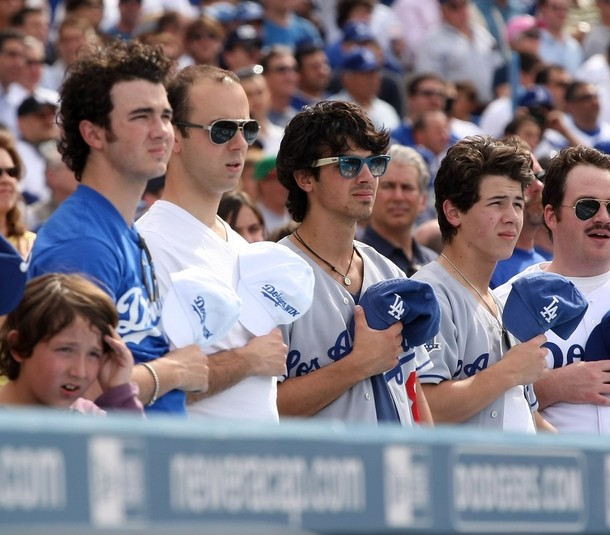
29, 185, 185, 415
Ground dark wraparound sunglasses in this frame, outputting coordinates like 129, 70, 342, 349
173, 119, 260, 145
562, 198, 610, 221
312, 155, 391, 178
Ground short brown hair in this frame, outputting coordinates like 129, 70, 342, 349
0, 273, 118, 380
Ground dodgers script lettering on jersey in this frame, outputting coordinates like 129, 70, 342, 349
285, 329, 417, 387
116, 287, 163, 345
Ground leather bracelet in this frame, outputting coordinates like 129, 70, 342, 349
141, 362, 160, 407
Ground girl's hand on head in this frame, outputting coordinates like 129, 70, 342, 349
98, 327, 134, 391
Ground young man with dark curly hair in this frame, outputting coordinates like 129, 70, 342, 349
29, 39, 209, 414
275, 100, 432, 426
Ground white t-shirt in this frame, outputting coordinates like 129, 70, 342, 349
136, 200, 279, 423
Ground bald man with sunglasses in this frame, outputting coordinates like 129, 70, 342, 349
495, 145, 610, 434
136, 64, 287, 422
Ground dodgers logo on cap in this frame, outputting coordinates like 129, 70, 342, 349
0, 235, 28, 315
237, 241, 315, 336
162, 266, 242, 349
350, 278, 441, 350
502, 272, 588, 342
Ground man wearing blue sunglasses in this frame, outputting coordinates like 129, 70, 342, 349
495, 145, 610, 435
275, 100, 433, 427
137, 64, 288, 422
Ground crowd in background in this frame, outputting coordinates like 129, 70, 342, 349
0, 0, 608, 255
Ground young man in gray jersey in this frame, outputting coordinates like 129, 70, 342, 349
275, 100, 432, 426
412, 136, 553, 431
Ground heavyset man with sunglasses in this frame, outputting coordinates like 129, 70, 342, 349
275, 100, 433, 425
496, 145, 610, 434
137, 64, 288, 422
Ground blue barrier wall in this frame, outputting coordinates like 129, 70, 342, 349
0, 410, 609, 534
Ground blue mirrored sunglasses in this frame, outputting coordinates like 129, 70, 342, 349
312, 154, 391, 178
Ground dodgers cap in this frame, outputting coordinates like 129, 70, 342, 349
0, 235, 27, 315
502, 272, 588, 342
340, 46, 380, 73
518, 85, 554, 109
162, 266, 242, 348
237, 241, 315, 336
352, 278, 441, 350
342, 21, 376, 44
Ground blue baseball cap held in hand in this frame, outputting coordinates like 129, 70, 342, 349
351, 278, 441, 349
502, 272, 588, 342
0, 235, 27, 315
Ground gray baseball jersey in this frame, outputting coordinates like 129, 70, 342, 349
413, 261, 538, 431
495, 263, 610, 434
278, 238, 431, 426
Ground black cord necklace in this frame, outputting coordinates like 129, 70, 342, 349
293, 229, 355, 286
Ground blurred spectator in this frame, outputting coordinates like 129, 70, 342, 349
138, 30, 182, 69
64, 0, 106, 38
41, 16, 99, 92
392, 72, 448, 147
536, 81, 610, 159
152, 10, 190, 57
13, 36, 54, 96
329, 20, 405, 116
535, 62, 572, 111
582, 0, 610, 59
576, 42, 610, 124
291, 41, 331, 110
261, 0, 322, 50
331, 46, 400, 131
221, 24, 263, 73
26, 142, 78, 231
493, 14, 543, 97
504, 114, 543, 152
412, 109, 452, 188
106, 0, 144, 41
15, 94, 60, 205
0, 28, 26, 136
9, 6, 54, 64
536, 0, 583, 74
233, 1, 265, 32
362, 144, 437, 277
261, 45, 299, 127
0, 129, 35, 258
416, 0, 502, 105
218, 190, 265, 243
253, 154, 292, 237
446, 80, 484, 138
479, 52, 544, 138
239, 145, 264, 200
237, 64, 284, 156
135, 175, 164, 220
391, 0, 442, 71
179, 15, 225, 68
0, 0, 24, 32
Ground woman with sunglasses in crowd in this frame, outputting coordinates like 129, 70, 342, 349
0, 130, 35, 259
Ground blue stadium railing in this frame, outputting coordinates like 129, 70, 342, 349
0, 409, 609, 534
